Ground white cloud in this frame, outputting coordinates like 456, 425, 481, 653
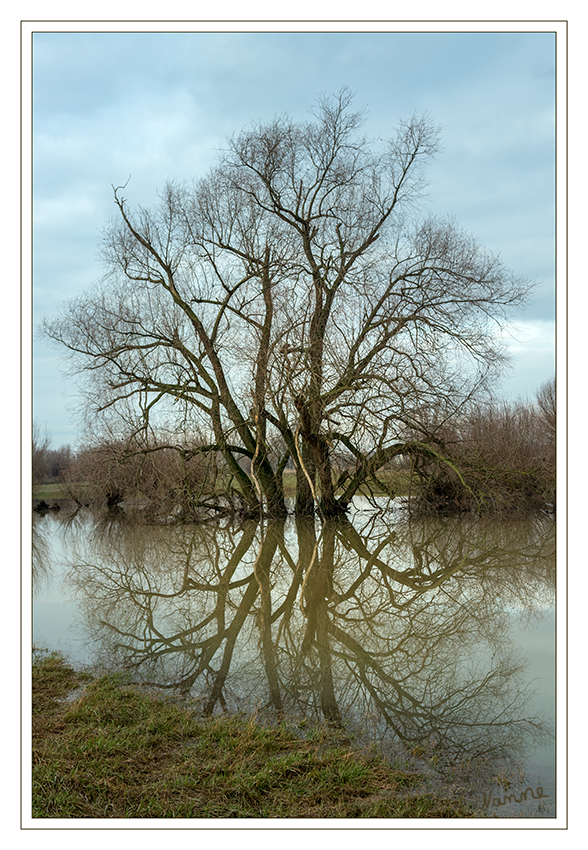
498, 319, 556, 399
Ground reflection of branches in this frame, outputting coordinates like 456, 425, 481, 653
61, 509, 554, 761
32, 516, 52, 597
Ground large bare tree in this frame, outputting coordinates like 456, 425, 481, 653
43, 90, 530, 517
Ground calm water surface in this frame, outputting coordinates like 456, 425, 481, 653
32, 498, 556, 818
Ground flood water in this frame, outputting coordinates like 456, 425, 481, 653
32, 498, 556, 819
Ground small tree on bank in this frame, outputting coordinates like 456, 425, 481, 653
43, 90, 531, 518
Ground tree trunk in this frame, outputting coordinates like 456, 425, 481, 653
295, 446, 316, 515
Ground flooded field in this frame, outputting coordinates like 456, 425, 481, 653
32, 498, 556, 818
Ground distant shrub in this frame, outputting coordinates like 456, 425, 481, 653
410, 387, 555, 515
62, 435, 223, 520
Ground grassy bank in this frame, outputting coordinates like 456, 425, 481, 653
32, 482, 72, 501
32, 650, 475, 820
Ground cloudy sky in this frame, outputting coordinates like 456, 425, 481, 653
28, 23, 559, 448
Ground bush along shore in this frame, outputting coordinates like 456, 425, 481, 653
32, 649, 478, 820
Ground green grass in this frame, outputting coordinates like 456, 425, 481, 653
282, 468, 297, 498
32, 650, 475, 819
357, 468, 414, 498
33, 483, 72, 500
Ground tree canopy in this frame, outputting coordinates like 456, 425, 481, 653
44, 90, 530, 518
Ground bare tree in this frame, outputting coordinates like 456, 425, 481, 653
45, 444, 73, 481
43, 90, 530, 517
536, 377, 556, 442
32, 421, 50, 486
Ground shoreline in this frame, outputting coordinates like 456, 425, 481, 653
32, 648, 482, 820
32, 647, 554, 821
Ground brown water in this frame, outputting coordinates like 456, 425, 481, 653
32, 498, 556, 818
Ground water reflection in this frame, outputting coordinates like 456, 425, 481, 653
42, 506, 555, 768
32, 518, 52, 597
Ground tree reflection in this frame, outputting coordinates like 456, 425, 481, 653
62, 509, 555, 762
32, 514, 52, 597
